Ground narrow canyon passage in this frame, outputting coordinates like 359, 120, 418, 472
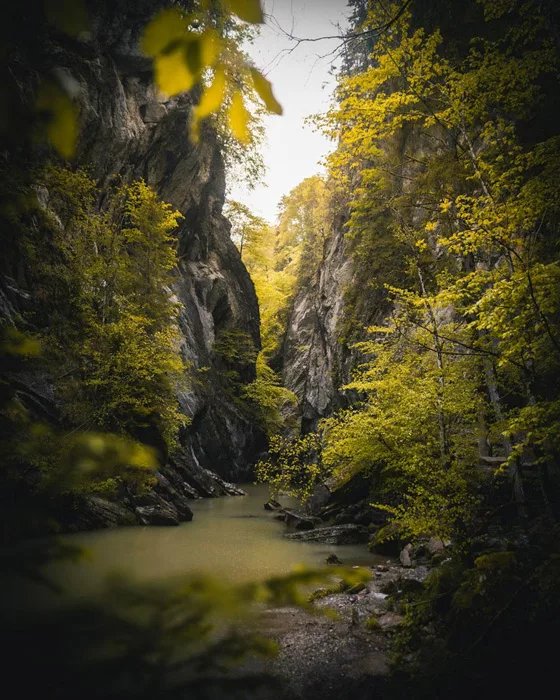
1, 1, 559, 699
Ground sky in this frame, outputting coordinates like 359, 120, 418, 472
228, 0, 350, 223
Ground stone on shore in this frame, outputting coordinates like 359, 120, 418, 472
284, 524, 369, 544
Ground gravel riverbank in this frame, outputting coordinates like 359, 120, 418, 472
236, 560, 430, 700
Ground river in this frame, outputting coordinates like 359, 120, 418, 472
2, 484, 382, 619
1, 484, 390, 697
41, 484, 378, 599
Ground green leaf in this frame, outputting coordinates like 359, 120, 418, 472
228, 91, 250, 143
155, 43, 195, 97
190, 70, 227, 142
223, 0, 264, 24
141, 7, 187, 57
200, 29, 221, 66
44, 0, 88, 37
185, 37, 202, 76
196, 69, 227, 119
251, 68, 283, 115
36, 80, 78, 160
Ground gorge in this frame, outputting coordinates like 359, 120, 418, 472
1, 1, 560, 699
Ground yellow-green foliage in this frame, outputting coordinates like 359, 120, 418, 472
3, 564, 370, 696
26, 166, 187, 468
298, 0, 560, 536
0, 325, 158, 503
243, 354, 298, 436
319, 320, 482, 540
276, 175, 331, 285
255, 432, 327, 503
226, 199, 290, 359
31, 0, 280, 166
21, 426, 158, 497
225, 183, 330, 436
228, 175, 331, 361
213, 328, 258, 366
308, 579, 351, 602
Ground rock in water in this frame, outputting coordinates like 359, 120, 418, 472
64, 496, 137, 531
283, 509, 319, 531
135, 506, 180, 527
326, 553, 343, 565
264, 499, 283, 511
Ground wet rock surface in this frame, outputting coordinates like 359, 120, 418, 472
264, 499, 283, 511
135, 505, 180, 527
284, 524, 370, 545
282, 509, 320, 531
326, 553, 343, 565
61, 496, 137, 532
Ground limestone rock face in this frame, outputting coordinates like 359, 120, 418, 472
1, 1, 262, 529
280, 217, 389, 432
74, 5, 264, 481
67, 3, 263, 486
281, 224, 353, 431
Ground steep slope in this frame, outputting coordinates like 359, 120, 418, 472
1, 0, 264, 529
280, 219, 388, 432
281, 221, 352, 431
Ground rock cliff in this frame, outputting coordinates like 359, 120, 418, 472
281, 217, 388, 432
1, 0, 264, 529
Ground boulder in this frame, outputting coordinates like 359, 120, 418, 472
368, 522, 405, 556
326, 553, 343, 565
398, 538, 447, 567
399, 543, 414, 568
264, 499, 283, 511
135, 505, 180, 526
283, 509, 319, 531
427, 536, 446, 556
307, 472, 371, 516
334, 501, 388, 527
307, 483, 331, 514
176, 503, 194, 522
133, 486, 193, 524
284, 524, 369, 545
377, 612, 405, 630
65, 496, 137, 531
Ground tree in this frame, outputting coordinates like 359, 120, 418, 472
310, 0, 560, 524
225, 199, 268, 260
25, 166, 187, 482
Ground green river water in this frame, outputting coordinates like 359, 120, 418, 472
1, 484, 383, 620
44, 484, 379, 597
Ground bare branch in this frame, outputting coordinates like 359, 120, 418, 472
263, 0, 412, 51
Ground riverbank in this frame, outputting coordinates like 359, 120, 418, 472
1, 485, 449, 700
218, 558, 428, 700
